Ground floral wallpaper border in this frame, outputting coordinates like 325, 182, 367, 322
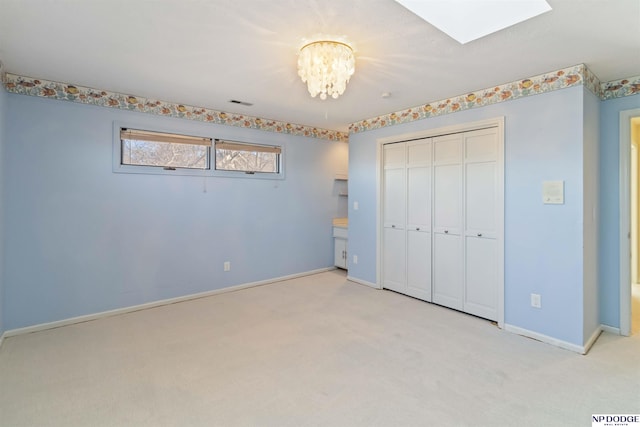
3, 73, 349, 143
0, 61, 6, 85
601, 75, 640, 100
350, 64, 640, 134
3, 64, 639, 138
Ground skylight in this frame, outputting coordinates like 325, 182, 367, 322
395, 0, 552, 44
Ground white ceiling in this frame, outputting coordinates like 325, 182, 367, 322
0, 0, 639, 132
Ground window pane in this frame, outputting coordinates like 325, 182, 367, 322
215, 147, 280, 173
122, 139, 209, 170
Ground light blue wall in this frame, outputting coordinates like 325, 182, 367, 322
348, 86, 587, 345
0, 82, 6, 337
583, 89, 600, 341
599, 94, 640, 328
4, 93, 347, 330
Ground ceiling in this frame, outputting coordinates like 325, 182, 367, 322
0, 0, 639, 132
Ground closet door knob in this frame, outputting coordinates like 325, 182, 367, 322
391, 225, 396, 228
477, 233, 483, 237
416, 227, 420, 231
444, 230, 449, 234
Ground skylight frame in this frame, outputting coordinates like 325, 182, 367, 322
395, 0, 552, 44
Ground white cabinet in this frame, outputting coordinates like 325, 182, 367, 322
334, 237, 348, 269
380, 125, 502, 322
333, 226, 348, 270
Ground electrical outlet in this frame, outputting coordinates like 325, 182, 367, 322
531, 293, 541, 308
353, 201, 359, 210
224, 261, 231, 272
353, 255, 358, 264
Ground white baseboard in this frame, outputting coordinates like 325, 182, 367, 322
583, 327, 603, 354
504, 323, 593, 354
600, 324, 621, 335
347, 276, 380, 289
3, 267, 334, 339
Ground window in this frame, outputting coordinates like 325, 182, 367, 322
120, 128, 212, 170
215, 139, 281, 174
114, 124, 284, 179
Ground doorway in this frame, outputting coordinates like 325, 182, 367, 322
620, 109, 640, 336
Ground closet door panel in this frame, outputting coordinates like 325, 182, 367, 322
434, 134, 462, 164
384, 143, 406, 167
407, 229, 431, 301
407, 166, 431, 230
382, 227, 406, 293
383, 167, 405, 228
434, 164, 462, 234
433, 233, 463, 310
407, 140, 431, 165
464, 130, 497, 163
465, 162, 496, 237
464, 236, 497, 320
382, 143, 407, 293
464, 127, 499, 321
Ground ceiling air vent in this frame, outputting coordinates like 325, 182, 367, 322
229, 99, 253, 107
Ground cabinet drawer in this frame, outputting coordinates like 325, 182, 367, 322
333, 227, 348, 239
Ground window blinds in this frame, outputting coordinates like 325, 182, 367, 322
215, 139, 281, 154
120, 129, 212, 146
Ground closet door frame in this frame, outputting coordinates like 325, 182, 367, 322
376, 117, 505, 328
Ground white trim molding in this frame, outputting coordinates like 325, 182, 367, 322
583, 327, 603, 354
619, 108, 640, 337
347, 276, 380, 289
600, 324, 621, 335
2, 268, 334, 339
505, 323, 602, 355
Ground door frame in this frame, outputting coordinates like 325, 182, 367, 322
619, 108, 640, 337
376, 117, 505, 328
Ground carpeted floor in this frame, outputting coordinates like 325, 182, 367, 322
0, 270, 638, 426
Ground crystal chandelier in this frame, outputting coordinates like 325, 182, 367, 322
297, 38, 355, 100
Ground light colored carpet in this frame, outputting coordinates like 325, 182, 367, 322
0, 270, 638, 426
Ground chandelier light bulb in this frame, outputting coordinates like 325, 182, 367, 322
297, 38, 355, 101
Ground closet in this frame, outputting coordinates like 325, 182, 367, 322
381, 124, 502, 322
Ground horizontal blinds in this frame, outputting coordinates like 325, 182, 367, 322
120, 129, 212, 146
215, 140, 281, 154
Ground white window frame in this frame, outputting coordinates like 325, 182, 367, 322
112, 122, 285, 180
214, 139, 282, 175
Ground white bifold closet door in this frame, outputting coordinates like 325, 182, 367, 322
382, 126, 500, 322
382, 139, 432, 301
406, 140, 432, 301
382, 143, 407, 294
432, 128, 499, 320
463, 129, 499, 320
432, 134, 464, 310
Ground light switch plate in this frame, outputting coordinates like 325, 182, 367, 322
543, 181, 564, 204
531, 293, 541, 308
